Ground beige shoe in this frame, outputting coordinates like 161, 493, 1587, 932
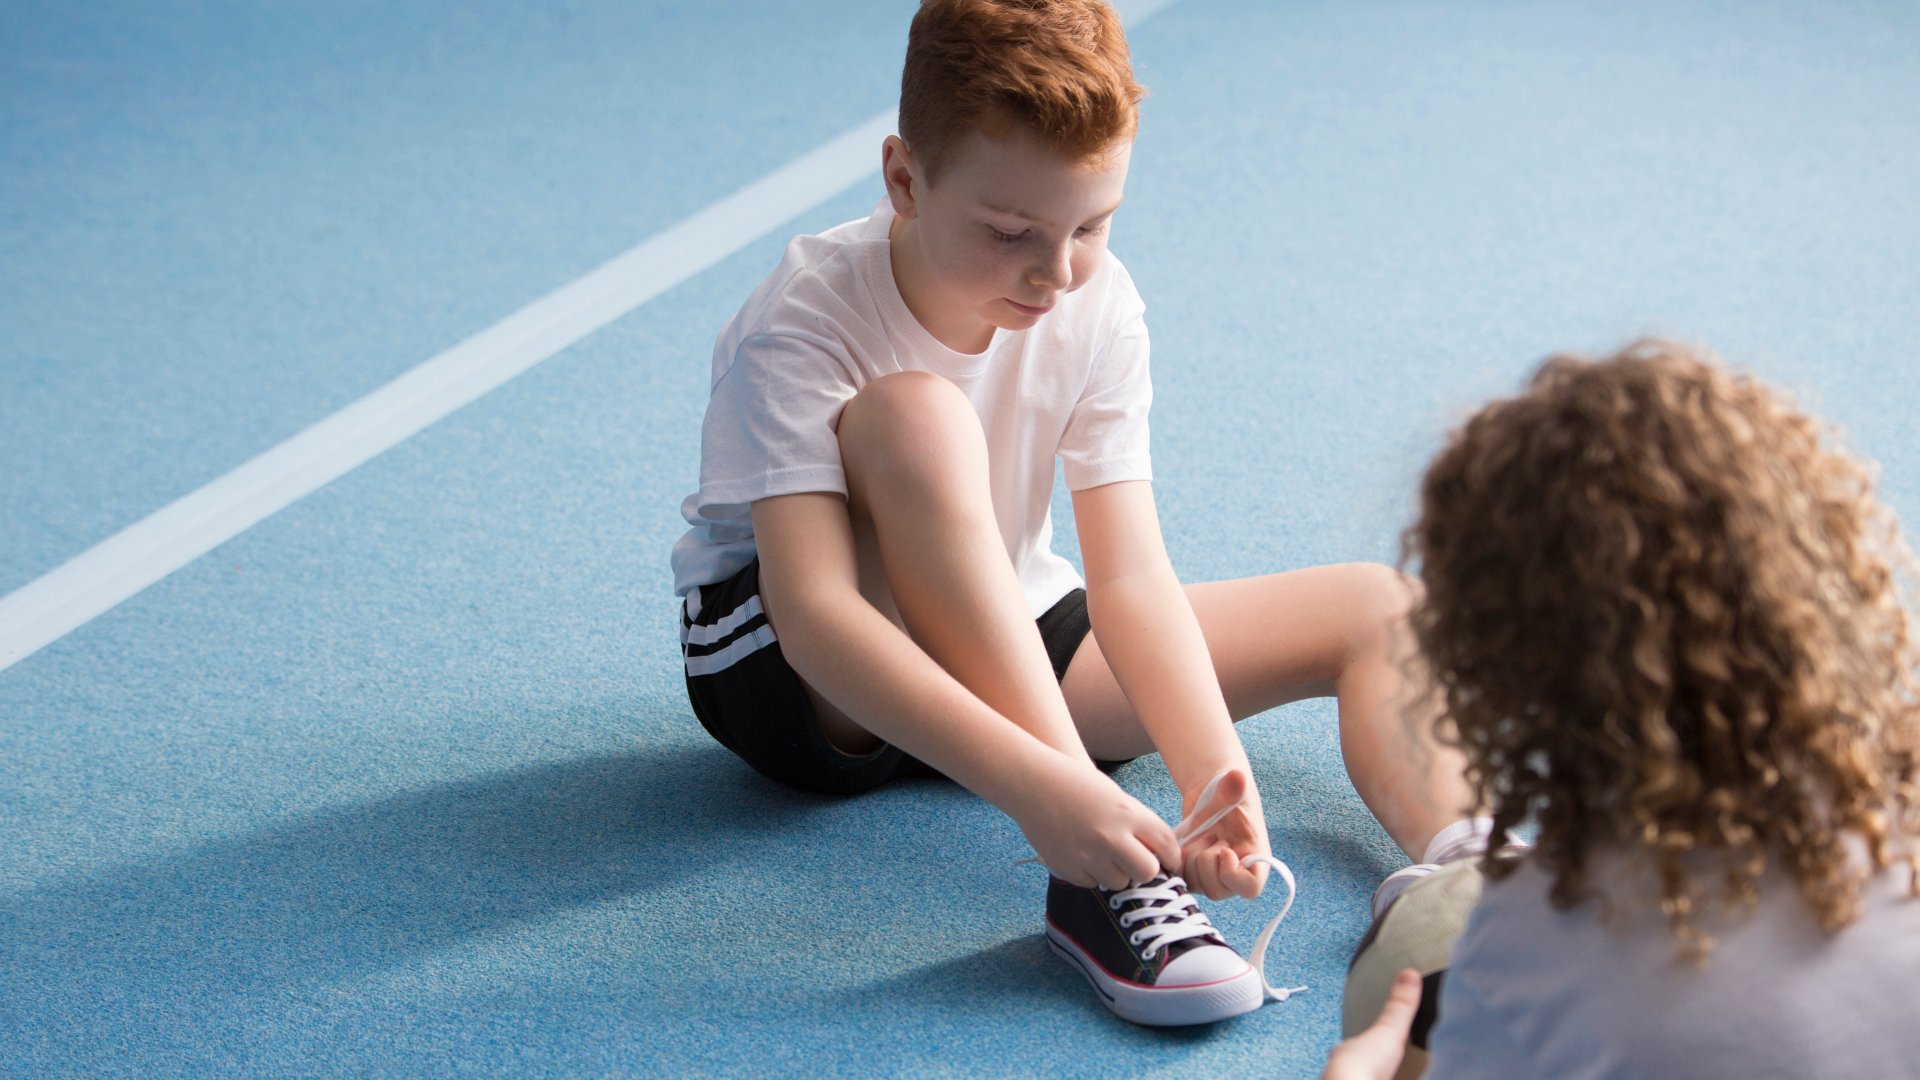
1342, 858, 1486, 1049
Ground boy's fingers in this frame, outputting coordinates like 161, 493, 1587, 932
1211, 768, 1248, 808
1202, 848, 1233, 900
1145, 824, 1181, 875
1182, 845, 1244, 895
1223, 857, 1263, 900
1123, 843, 1162, 887
1185, 852, 1220, 899
1179, 853, 1206, 893
1196, 857, 1218, 893
1182, 768, 1248, 836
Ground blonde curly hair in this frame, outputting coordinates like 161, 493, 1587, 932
1407, 340, 1920, 958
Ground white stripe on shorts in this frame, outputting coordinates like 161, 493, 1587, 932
684, 624, 779, 677
681, 594, 767, 647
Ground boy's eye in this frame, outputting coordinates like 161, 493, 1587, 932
1076, 223, 1107, 238
988, 226, 1028, 244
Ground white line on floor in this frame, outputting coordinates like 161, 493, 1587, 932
0, 0, 1182, 674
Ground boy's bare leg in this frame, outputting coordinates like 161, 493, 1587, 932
1059, 563, 1474, 861
801, 371, 1089, 764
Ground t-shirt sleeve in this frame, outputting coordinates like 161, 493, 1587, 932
1057, 304, 1152, 491
692, 332, 859, 518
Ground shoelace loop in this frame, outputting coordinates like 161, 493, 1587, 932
1171, 770, 1306, 1003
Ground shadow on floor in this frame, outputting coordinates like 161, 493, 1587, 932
0, 723, 847, 1054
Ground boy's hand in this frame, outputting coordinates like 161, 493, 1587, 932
1177, 767, 1271, 901
1012, 761, 1181, 891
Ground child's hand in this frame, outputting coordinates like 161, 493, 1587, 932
1321, 969, 1421, 1080
1177, 767, 1271, 901
1013, 762, 1181, 891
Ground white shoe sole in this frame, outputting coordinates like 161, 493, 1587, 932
1045, 924, 1263, 1026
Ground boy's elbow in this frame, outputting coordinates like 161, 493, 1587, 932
749, 492, 864, 647
758, 569, 832, 644
756, 565, 871, 673
1083, 564, 1182, 614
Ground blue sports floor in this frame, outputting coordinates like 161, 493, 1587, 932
4, 1, 1917, 1075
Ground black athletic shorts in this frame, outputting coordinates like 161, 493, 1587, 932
680, 558, 1107, 795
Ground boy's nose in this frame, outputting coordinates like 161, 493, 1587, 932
1029, 243, 1073, 291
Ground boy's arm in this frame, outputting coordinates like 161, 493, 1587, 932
1071, 479, 1269, 899
751, 491, 1179, 886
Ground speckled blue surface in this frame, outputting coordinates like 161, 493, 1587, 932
3, 1, 1917, 1075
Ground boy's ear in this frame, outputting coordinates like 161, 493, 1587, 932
881, 135, 921, 221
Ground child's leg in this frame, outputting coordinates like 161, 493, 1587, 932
1060, 563, 1474, 861
802, 371, 1089, 763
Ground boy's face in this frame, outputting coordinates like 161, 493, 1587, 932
886, 123, 1131, 348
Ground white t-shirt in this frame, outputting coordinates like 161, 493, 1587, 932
1426, 849, 1920, 1079
671, 200, 1153, 617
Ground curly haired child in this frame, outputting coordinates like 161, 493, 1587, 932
1329, 340, 1920, 1078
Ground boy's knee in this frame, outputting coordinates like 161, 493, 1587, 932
1341, 563, 1422, 653
839, 371, 986, 491
1346, 563, 1419, 609
842, 370, 974, 436
1373, 564, 1423, 612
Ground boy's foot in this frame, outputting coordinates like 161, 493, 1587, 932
1370, 861, 1442, 918
1371, 839, 1531, 917
1044, 873, 1263, 1026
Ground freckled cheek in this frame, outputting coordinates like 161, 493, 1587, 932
1067, 247, 1104, 291
946, 247, 1020, 297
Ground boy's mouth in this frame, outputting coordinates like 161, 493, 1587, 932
1006, 299, 1053, 317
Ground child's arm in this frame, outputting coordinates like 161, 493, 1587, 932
1071, 479, 1270, 899
751, 491, 1180, 887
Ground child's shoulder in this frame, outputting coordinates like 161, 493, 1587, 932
1089, 247, 1143, 309
725, 209, 889, 347
1054, 246, 1145, 337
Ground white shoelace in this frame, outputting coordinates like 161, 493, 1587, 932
1103, 876, 1222, 960
1019, 769, 1307, 1003
1170, 770, 1306, 1003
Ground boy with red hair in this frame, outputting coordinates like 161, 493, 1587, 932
673, 0, 1481, 1025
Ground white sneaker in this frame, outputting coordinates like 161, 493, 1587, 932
1370, 862, 1441, 919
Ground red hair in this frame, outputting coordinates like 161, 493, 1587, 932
900, 0, 1145, 180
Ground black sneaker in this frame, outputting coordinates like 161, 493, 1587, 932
1044, 873, 1263, 1026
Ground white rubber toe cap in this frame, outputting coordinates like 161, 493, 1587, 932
1157, 942, 1252, 987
